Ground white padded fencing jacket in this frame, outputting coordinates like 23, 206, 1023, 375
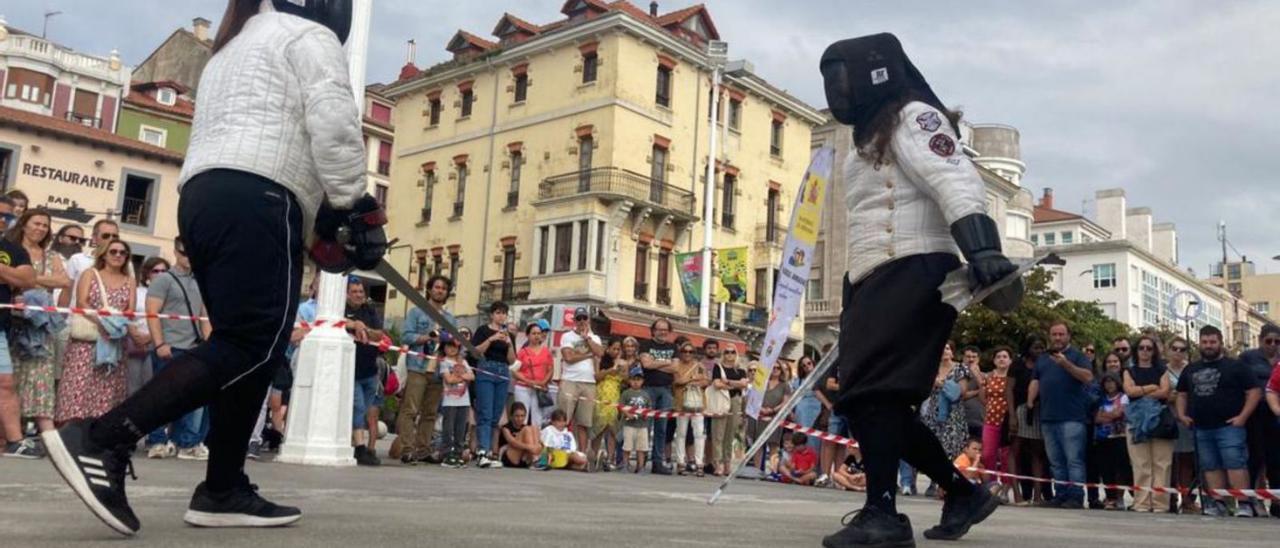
844, 101, 987, 285
178, 10, 365, 240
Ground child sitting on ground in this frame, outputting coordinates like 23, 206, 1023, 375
767, 431, 796, 482
831, 446, 867, 491
619, 368, 652, 473
539, 409, 588, 471
954, 438, 985, 484
781, 432, 819, 485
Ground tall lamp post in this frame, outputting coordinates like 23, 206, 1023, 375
1184, 299, 1199, 342
698, 40, 728, 329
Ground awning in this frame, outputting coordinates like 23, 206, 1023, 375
596, 308, 747, 354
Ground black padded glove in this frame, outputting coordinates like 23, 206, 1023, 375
950, 213, 1017, 290
310, 194, 388, 273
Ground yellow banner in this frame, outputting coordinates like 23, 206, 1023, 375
791, 172, 827, 245
716, 246, 749, 303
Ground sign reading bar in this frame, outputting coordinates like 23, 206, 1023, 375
22, 163, 116, 192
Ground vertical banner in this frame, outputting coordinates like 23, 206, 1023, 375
745, 147, 835, 419
718, 247, 749, 303
676, 251, 703, 308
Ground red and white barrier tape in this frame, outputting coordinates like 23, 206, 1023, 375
0, 303, 345, 329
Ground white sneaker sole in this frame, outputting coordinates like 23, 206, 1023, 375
183, 510, 301, 528
41, 430, 136, 536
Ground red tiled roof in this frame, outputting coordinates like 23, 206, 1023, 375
561, 0, 611, 15
494, 12, 542, 36
123, 90, 195, 118
130, 80, 191, 95
1033, 205, 1083, 224
607, 0, 653, 20
0, 106, 184, 164
447, 30, 498, 53
654, 4, 719, 40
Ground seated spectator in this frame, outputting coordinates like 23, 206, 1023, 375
953, 438, 984, 485
768, 432, 796, 482
1094, 373, 1131, 510
540, 409, 588, 471
832, 448, 867, 492
499, 402, 541, 470
781, 432, 818, 485
619, 368, 652, 474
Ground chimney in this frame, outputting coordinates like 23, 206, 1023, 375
1152, 222, 1178, 264
650, 2, 660, 17
398, 39, 421, 80
1039, 187, 1054, 210
1095, 188, 1126, 241
406, 39, 416, 64
1125, 207, 1153, 252
192, 17, 211, 42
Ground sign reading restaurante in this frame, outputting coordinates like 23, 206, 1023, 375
21, 162, 117, 191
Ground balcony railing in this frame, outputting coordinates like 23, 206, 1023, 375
451, 202, 464, 219
376, 161, 391, 176
506, 190, 519, 209
686, 302, 768, 328
806, 299, 835, 316
657, 286, 672, 306
121, 197, 149, 227
539, 167, 696, 217
755, 223, 787, 248
66, 112, 101, 128
634, 281, 650, 302
479, 278, 531, 307
3, 35, 121, 81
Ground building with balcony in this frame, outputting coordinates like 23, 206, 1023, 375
379, 1, 825, 353
804, 117, 1036, 354
0, 17, 130, 132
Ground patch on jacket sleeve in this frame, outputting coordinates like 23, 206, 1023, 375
916, 110, 942, 132
928, 133, 956, 157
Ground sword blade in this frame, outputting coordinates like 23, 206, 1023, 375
373, 260, 483, 360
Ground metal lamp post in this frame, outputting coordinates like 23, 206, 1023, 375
698, 40, 728, 329
1184, 299, 1199, 342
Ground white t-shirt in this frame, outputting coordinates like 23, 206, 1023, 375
540, 425, 577, 452
558, 330, 600, 383
440, 358, 471, 407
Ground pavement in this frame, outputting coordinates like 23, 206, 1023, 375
1, 440, 1276, 547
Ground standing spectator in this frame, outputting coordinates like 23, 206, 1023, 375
540, 409, 588, 471
54, 239, 137, 425
748, 362, 792, 469
514, 321, 554, 430
1010, 336, 1048, 505
781, 432, 819, 485
1123, 334, 1174, 512
1112, 336, 1134, 367
1082, 344, 1097, 370
709, 354, 750, 477
1094, 373, 1130, 510
0, 197, 37, 458
1176, 325, 1263, 517
961, 346, 986, 440
126, 257, 167, 396
1238, 324, 1280, 517
5, 189, 28, 220
791, 355, 823, 450
49, 224, 86, 381
639, 319, 679, 475
619, 368, 651, 473
7, 210, 69, 440
817, 363, 847, 487
591, 338, 629, 470
471, 301, 516, 469
557, 307, 602, 459
345, 278, 384, 466
144, 238, 212, 460
59, 220, 118, 309
980, 346, 1014, 500
396, 275, 452, 465
498, 402, 541, 470
1165, 336, 1200, 514
1102, 351, 1124, 376
1028, 321, 1095, 509
438, 334, 473, 468
672, 341, 709, 476
923, 342, 973, 460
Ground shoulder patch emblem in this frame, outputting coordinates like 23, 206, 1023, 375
929, 134, 956, 157
916, 111, 942, 132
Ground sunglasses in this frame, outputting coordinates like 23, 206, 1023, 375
1138, 346, 1155, 351
107, 249, 129, 257
1084, 348, 1095, 353
1170, 346, 1188, 352
680, 348, 695, 353
63, 235, 87, 244
724, 350, 737, 355
1263, 339, 1280, 346
150, 268, 168, 274
100, 233, 119, 241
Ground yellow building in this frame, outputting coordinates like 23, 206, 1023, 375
380, 1, 824, 352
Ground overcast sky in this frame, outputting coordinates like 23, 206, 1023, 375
8, 1, 1279, 275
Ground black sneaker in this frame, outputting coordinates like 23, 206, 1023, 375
41, 420, 141, 536
354, 446, 380, 466
923, 486, 1000, 541
3, 437, 45, 459
246, 441, 261, 461
822, 506, 915, 548
400, 454, 418, 466
183, 482, 301, 528
650, 463, 672, 476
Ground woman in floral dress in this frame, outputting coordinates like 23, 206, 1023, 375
921, 341, 973, 459
8, 209, 70, 433
55, 239, 138, 424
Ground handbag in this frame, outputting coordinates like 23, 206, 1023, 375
704, 364, 732, 415
1152, 404, 1179, 440
536, 388, 555, 409
68, 270, 112, 342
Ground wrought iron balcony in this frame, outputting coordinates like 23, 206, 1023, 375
121, 197, 149, 226
538, 167, 696, 218
479, 277, 531, 307
66, 112, 101, 128
755, 223, 787, 249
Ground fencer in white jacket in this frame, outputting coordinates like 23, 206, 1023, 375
43, 0, 384, 536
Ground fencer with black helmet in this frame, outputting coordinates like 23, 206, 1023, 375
819, 33, 957, 147
272, 0, 353, 44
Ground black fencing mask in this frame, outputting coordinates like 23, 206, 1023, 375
819, 33, 955, 146
273, 0, 353, 43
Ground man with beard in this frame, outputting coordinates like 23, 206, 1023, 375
1027, 322, 1094, 509
819, 33, 1019, 547
1177, 325, 1262, 517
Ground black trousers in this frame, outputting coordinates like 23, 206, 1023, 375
1246, 405, 1280, 494
94, 169, 302, 492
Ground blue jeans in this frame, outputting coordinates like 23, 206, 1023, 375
352, 375, 380, 429
899, 461, 916, 491
1195, 425, 1248, 471
1042, 420, 1088, 503
474, 359, 510, 453
145, 349, 209, 449
793, 394, 822, 449
646, 386, 674, 461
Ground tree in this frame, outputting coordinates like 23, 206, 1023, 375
952, 268, 1133, 358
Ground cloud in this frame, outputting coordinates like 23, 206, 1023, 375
7, 0, 1278, 274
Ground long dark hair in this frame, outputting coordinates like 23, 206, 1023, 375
138, 256, 171, 287
213, 0, 262, 53
856, 95, 963, 166
5, 208, 53, 249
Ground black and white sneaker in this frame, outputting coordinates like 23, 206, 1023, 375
183, 482, 301, 528
42, 420, 140, 536
923, 486, 1000, 541
3, 437, 45, 459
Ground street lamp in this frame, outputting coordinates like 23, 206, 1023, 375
1184, 299, 1199, 341
698, 40, 728, 329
